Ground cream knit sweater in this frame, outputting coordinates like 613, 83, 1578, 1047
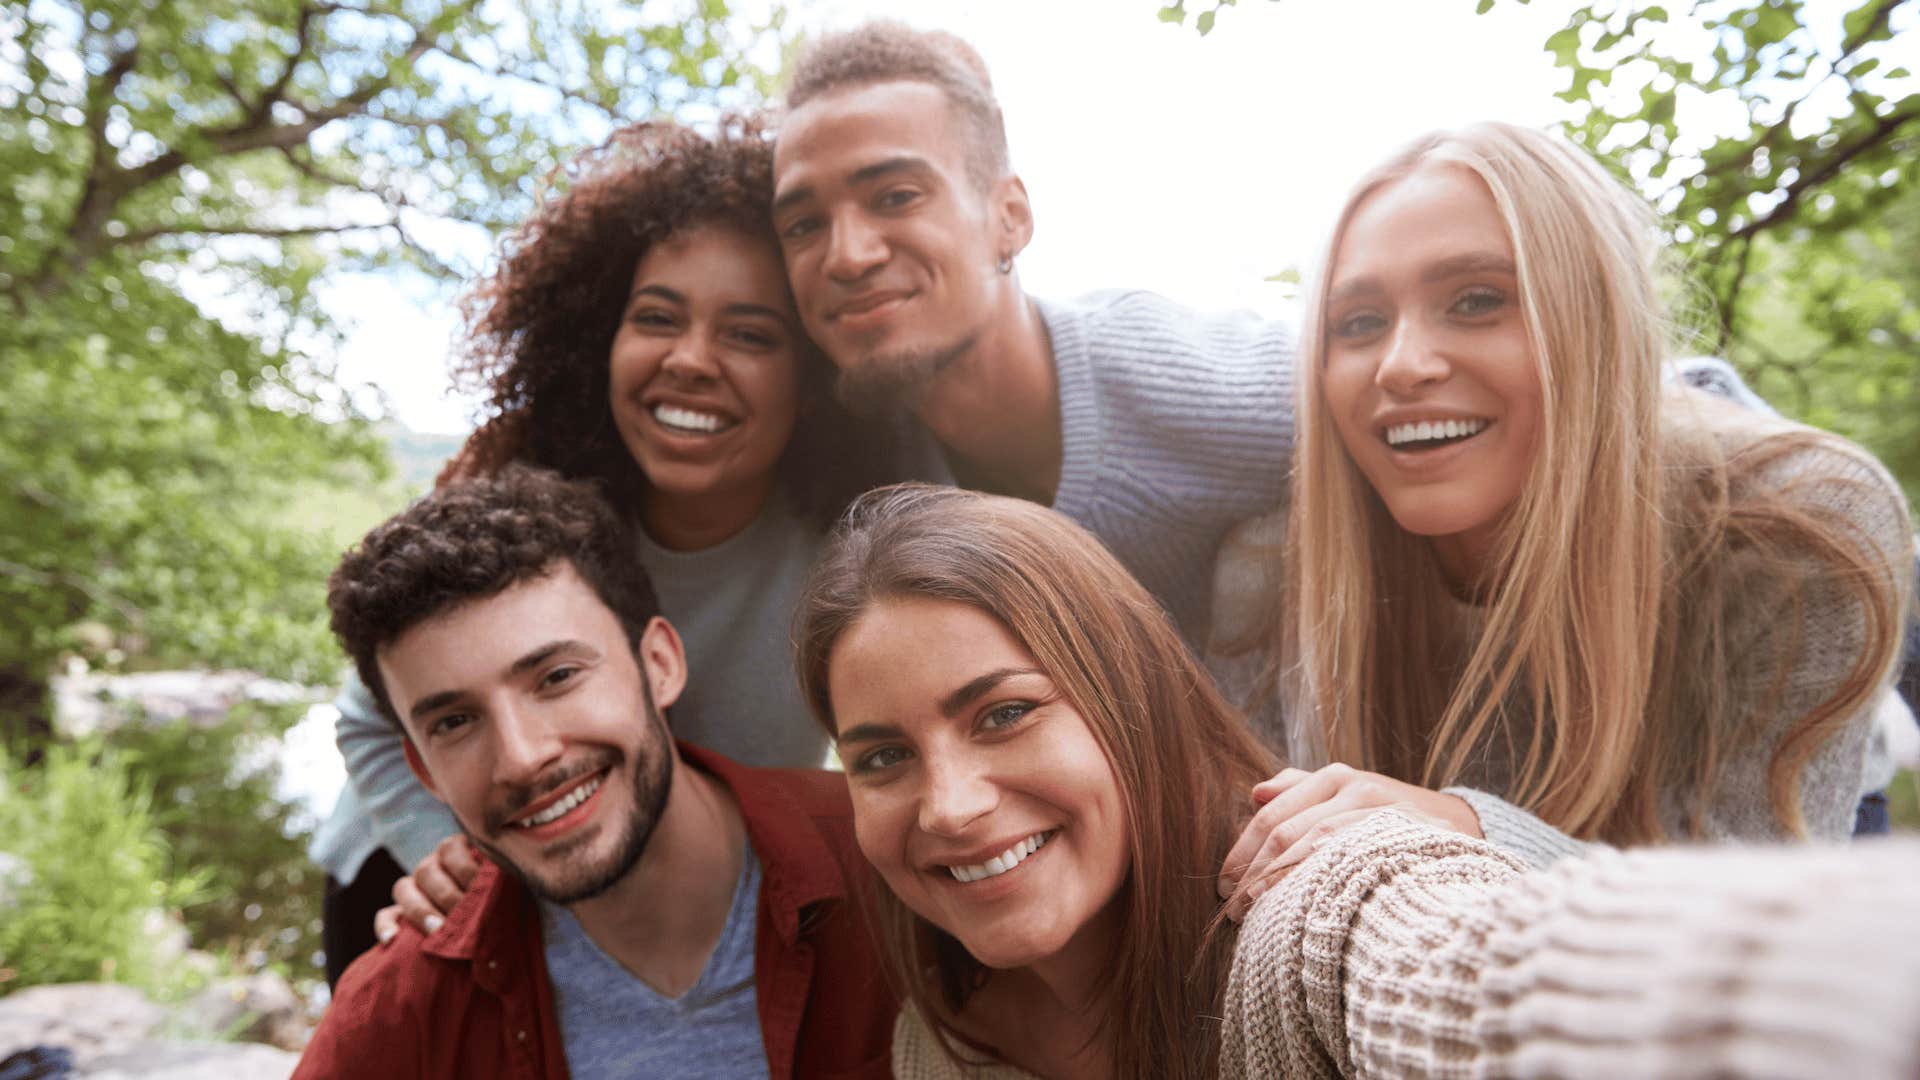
1222, 812, 1920, 1078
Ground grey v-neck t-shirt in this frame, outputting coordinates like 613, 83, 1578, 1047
539, 840, 769, 1078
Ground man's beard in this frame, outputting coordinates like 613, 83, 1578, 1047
471, 699, 674, 906
834, 335, 975, 418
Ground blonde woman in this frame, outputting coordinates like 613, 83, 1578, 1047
1215, 122, 1913, 887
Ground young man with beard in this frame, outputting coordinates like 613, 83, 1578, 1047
769, 22, 1296, 646
293, 466, 892, 1080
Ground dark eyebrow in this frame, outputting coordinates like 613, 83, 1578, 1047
939, 667, 1043, 718
627, 283, 792, 326
831, 666, 1045, 745
1328, 252, 1517, 307
405, 639, 592, 722
771, 155, 933, 216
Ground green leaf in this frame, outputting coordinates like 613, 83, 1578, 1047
1476, 0, 1496, 14
1158, 3, 1187, 24
1198, 10, 1216, 34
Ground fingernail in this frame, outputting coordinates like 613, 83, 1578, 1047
425, 915, 445, 935
377, 924, 396, 944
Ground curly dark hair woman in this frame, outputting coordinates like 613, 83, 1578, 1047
442, 114, 901, 531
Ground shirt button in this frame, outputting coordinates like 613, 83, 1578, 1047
487, 960, 498, 970
517, 1031, 528, 1042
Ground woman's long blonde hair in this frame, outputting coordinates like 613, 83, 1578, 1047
1285, 122, 1908, 843
797, 484, 1278, 1078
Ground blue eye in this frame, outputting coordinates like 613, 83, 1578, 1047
1333, 311, 1386, 340
981, 701, 1034, 731
1450, 288, 1505, 317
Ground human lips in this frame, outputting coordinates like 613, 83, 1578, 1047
491, 765, 612, 835
828, 289, 914, 325
937, 830, 1057, 884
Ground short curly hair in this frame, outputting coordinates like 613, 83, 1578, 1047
327, 465, 661, 730
784, 21, 1010, 190
444, 116, 903, 522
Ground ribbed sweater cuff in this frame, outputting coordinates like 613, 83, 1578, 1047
1445, 786, 1595, 869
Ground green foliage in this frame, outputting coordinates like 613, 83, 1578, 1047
0, 739, 210, 993
116, 703, 323, 980
0, 0, 776, 711
1496, 0, 1920, 506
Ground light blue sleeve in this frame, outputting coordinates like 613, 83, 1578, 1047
1669, 356, 1780, 417
1444, 787, 1598, 870
334, 674, 460, 871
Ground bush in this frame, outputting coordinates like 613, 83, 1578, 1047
0, 740, 207, 994
115, 703, 324, 985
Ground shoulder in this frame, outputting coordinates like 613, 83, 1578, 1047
1724, 424, 1911, 557
1038, 290, 1296, 374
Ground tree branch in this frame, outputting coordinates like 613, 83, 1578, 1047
122, 222, 393, 245
1727, 105, 1920, 242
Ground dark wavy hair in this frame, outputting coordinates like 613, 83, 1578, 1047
327, 464, 660, 731
443, 115, 901, 524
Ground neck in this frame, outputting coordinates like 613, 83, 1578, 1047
641, 479, 773, 553
1430, 517, 1504, 598
567, 756, 747, 996
916, 288, 1062, 504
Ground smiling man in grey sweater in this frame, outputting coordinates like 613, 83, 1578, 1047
771, 22, 1295, 646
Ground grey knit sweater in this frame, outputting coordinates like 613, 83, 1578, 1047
1222, 811, 1920, 1078
1036, 291, 1294, 646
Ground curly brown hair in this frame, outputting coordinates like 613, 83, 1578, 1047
327, 464, 661, 731
785, 21, 1009, 190
444, 115, 902, 524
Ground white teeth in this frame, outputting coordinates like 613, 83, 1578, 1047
516, 774, 603, 828
1385, 418, 1489, 447
947, 831, 1052, 883
651, 403, 732, 434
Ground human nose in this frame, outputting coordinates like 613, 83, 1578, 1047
491, 701, 564, 785
916, 748, 999, 838
659, 331, 720, 383
1374, 316, 1450, 396
823, 211, 887, 283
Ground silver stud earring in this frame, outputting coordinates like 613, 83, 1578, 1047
997, 255, 1013, 275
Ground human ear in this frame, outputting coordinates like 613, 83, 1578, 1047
995, 175, 1035, 259
637, 615, 689, 711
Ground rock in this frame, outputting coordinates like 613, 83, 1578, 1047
172, 974, 307, 1052
0, 984, 164, 1065
84, 1040, 296, 1079
50, 671, 318, 740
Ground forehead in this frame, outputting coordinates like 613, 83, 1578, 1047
828, 598, 1036, 713
631, 224, 792, 305
774, 80, 972, 196
1334, 163, 1513, 278
376, 565, 621, 697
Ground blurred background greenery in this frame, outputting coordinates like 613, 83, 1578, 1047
1, 0, 1915, 1006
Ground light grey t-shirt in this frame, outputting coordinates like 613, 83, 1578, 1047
636, 490, 831, 770
540, 841, 769, 1079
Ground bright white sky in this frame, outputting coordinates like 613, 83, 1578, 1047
329, 0, 1589, 435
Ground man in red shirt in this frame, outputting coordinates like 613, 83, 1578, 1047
296, 466, 893, 1079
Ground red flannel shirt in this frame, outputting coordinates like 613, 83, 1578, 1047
294, 744, 895, 1079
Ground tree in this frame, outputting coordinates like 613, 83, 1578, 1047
0, 0, 776, 738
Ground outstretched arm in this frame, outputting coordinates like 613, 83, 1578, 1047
1221, 812, 1920, 1079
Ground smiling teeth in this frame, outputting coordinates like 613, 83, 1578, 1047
516, 774, 602, 828
652, 404, 731, 434
1385, 418, 1489, 446
948, 831, 1052, 883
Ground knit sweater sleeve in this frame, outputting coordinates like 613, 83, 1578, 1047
1221, 810, 1920, 1079
1685, 436, 1914, 840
